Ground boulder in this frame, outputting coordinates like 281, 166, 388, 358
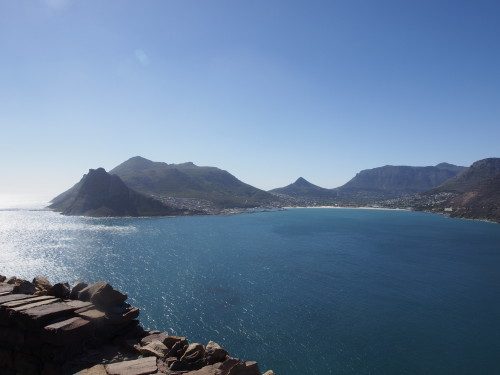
167, 339, 189, 358
205, 341, 228, 364
48, 283, 70, 299
138, 340, 168, 358
0, 275, 6, 283
164, 335, 187, 349
12, 280, 36, 295
32, 277, 52, 293
262, 371, 275, 375
140, 332, 169, 346
70, 281, 88, 299
218, 358, 240, 374
77, 282, 127, 309
181, 343, 205, 363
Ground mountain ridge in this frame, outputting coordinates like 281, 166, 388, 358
110, 156, 277, 209
337, 163, 467, 195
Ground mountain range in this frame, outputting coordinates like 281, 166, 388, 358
49, 156, 500, 222
270, 163, 468, 204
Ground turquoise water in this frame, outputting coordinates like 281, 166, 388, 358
1, 208, 500, 374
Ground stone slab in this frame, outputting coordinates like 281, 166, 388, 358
7, 298, 61, 316
2, 296, 57, 309
0, 285, 14, 294
64, 300, 93, 309
41, 316, 94, 346
76, 308, 106, 326
0, 294, 33, 305
105, 357, 157, 375
18, 302, 79, 329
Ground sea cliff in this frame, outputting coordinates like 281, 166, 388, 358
0, 275, 274, 375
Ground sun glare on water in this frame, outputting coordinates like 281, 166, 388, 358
0, 194, 50, 210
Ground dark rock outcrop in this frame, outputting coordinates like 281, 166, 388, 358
49, 168, 194, 217
0, 274, 273, 375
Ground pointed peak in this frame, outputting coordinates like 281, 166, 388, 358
294, 177, 312, 186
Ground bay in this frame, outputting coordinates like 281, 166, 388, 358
1, 208, 500, 374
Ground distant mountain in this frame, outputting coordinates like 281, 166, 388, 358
335, 163, 466, 199
429, 158, 500, 193
435, 162, 467, 174
109, 156, 276, 209
49, 168, 191, 217
444, 173, 500, 222
269, 177, 336, 199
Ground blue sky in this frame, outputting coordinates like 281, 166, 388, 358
1, 0, 499, 201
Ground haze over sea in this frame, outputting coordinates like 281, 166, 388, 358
1, 207, 500, 375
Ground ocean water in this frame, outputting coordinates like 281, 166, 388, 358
1, 208, 500, 375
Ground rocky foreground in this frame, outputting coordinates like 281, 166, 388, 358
0, 275, 274, 375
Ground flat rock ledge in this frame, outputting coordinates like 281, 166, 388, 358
0, 275, 275, 375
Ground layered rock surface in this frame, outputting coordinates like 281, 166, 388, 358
0, 275, 272, 375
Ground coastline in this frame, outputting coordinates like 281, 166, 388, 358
283, 206, 411, 211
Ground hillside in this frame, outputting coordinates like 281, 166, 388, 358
335, 163, 466, 200
269, 177, 336, 198
429, 158, 500, 193
444, 173, 500, 222
49, 168, 191, 217
109, 156, 277, 209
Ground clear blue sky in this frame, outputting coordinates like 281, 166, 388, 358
1, 0, 499, 201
